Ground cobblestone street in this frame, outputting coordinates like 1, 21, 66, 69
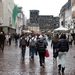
53, 42, 75, 75
0, 41, 75, 75
0, 41, 53, 75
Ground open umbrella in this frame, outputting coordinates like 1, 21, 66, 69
22, 30, 32, 33
54, 26, 68, 32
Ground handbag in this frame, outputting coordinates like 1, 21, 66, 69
45, 49, 50, 57
53, 49, 59, 58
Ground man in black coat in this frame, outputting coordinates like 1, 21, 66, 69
0, 32, 5, 51
36, 35, 47, 68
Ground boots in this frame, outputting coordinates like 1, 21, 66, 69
62, 67, 65, 74
58, 64, 61, 73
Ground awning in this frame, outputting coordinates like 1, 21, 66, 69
0, 25, 16, 29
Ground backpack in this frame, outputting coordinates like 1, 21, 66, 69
30, 38, 36, 47
38, 41, 46, 52
20, 38, 26, 46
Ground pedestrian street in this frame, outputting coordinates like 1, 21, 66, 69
0, 41, 75, 75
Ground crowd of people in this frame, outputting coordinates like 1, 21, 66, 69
0, 31, 20, 51
0, 31, 75, 74
0, 32, 48, 68
51, 33, 75, 74
19, 33, 48, 68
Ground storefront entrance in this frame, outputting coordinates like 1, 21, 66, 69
0, 27, 3, 32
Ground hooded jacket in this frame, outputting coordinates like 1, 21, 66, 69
36, 39, 46, 52
57, 34, 69, 52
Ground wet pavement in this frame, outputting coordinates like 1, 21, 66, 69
53, 42, 75, 75
0, 41, 53, 75
64, 44, 75, 75
0, 41, 75, 75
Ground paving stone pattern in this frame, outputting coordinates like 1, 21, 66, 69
0, 41, 75, 75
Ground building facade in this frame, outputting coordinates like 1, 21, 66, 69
59, 0, 75, 41
29, 10, 59, 33
59, 0, 71, 27
0, 0, 3, 25
59, 0, 75, 33
39, 16, 59, 32
71, 0, 75, 33
16, 7, 26, 34
0, 0, 16, 33
29, 10, 40, 33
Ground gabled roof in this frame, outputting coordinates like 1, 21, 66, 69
60, 0, 71, 13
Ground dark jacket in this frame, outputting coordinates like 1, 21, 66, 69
51, 40, 58, 49
36, 39, 46, 52
14, 34, 19, 40
57, 39, 69, 52
19, 37, 27, 47
0, 34, 5, 42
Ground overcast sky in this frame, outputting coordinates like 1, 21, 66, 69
14, 0, 68, 19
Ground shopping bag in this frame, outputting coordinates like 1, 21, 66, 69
45, 49, 50, 57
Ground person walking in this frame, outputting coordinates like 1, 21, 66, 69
5, 33, 9, 45
19, 35, 27, 60
68, 34, 73, 46
57, 34, 69, 74
14, 33, 19, 46
0, 32, 5, 51
51, 35, 58, 58
29, 34, 37, 60
8, 33, 12, 45
51, 35, 59, 73
36, 35, 47, 68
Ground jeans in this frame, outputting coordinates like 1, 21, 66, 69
22, 47, 26, 58
30, 46, 35, 58
15, 39, 18, 45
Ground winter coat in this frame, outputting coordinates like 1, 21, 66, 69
19, 37, 27, 47
0, 34, 5, 42
57, 38, 69, 52
36, 39, 46, 52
